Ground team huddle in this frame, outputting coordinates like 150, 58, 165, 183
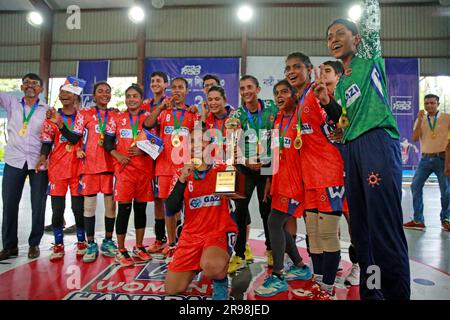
34, 0, 412, 301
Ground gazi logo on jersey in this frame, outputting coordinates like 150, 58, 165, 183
119, 129, 133, 139
164, 126, 189, 136
189, 195, 221, 210
345, 84, 361, 107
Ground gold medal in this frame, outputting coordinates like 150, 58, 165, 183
18, 127, 27, 137
172, 134, 181, 147
339, 114, 349, 128
66, 144, 73, 152
98, 133, 105, 146
431, 132, 437, 139
294, 135, 302, 150
190, 157, 203, 169
130, 139, 136, 147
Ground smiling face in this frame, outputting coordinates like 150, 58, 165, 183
273, 83, 296, 112
171, 79, 188, 105
284, 57, 311, 90
239, 79, 260, 106
21, 77, 43, 98
150, 75, 168, 96
125, 88, 143, 112
58, 89, 76, 107
207, 90, 226, 116
94, 84, 111, 107
327, 23, 360, 63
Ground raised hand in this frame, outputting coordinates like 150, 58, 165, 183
311, 67, 330, 105
179, 163, 194, 183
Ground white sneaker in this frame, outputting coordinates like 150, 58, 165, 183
344, 263, 360, 286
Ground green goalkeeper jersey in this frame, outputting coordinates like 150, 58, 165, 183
335, 0, 400, 143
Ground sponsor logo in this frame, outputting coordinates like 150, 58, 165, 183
300, 123, 313, 134
391, 96, 413, 115
181, 65, 202, 76
119, 129, 133, 138
345, 84, 361, 107
189, 195, 221, 209
163, 126, 189, 135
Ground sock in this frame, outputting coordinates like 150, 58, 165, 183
53, 227, 64, 245
76, 227, 86, 242
155, 218, 166, 241
322, 251, 341, 286
104, 217, 116, 236
84, 216, 96, 238
272, 271, 284, 279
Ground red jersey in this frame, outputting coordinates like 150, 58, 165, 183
72, 107, 115, 175
182, 164, 237, 236
141, 96, 166, 113
40, 112, 81, 181
155, 107, 200, 176
299, 88, 344, 189
204, 108, 231, 164
105, 110, 154, 176
271, 111, 304, 203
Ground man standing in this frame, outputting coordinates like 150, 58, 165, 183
404, 94, 450, 231
0, 73, 50, 261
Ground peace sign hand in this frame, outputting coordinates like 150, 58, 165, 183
311, 67, 330, 105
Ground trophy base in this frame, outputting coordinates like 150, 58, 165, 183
214, 170, 246, 199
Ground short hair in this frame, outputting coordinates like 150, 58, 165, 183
286, 52, 313, 69
424, 94, 439, 103
273, 79, 299, 102
207, 85, 226, 98
322, 60, 344, 76
171, 77, 189, 89
22, 73, 43, 86
125, 83, 144, 98
327, 18, 359, 36
240, 75, 259, 88
150, 71, 168, 83
93, 81, 111, 95
203, 74, 220, 85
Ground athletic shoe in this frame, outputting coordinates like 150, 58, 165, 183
115, 249, 134, 267
344, 263, 360, 286
254, 274, 288, 297
266, 250, 274, 267
212, 279, 229, 300
101, 238, 118, 257
161, 245, 176, 263
49, 244, 64, 262
133, 246, 152, 262
442, 219, 450, 232
83, 242, 99, 263
285, 264, 313, 281
244, 244, 254, 263
227, 255, 246, 274
292, 283, 336, 300
76, 241, 88, 257
284, 254, 294, 270
147, 239, 166, 253
403, 220, 425, 230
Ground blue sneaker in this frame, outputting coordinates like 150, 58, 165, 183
101, 238, 118, 257
254, 274, 288, 297
212, 278, 229, 300
83, 242, 99, 263
285, 264, 312, 281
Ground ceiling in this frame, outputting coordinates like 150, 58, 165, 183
0, 0, 443, 11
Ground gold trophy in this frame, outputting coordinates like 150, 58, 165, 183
214, 118, 246, 199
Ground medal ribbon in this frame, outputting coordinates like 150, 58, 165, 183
150, 96, 165, 112
244, 100, 263, 143
60, 110, 76, 131
21, 98, 40, 127
427, 112, 438, 133
194, 165, 212, 180
296, 83, 312, 136
214, 113, 227, 144
129, 112, 140, 141
172, 108, 186, 135
96, 106, 108, 137
279, 113, 294, 154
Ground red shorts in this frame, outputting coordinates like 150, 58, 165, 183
114, 173, 154, 202
154, 175, 176, 200
271, 195, 304, 218
305, 186, 348, 213
80, 173, 114, 195
48, 177, 81, 196
168, 230, 237, 272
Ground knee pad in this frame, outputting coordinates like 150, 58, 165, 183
116, 203, 132, 235
305, 211, 322, 254
104, 195, 116, 218
133, 202, 147, 230
318, 213, 341, 252
84, 195, 97, 218
51, 196, 65, 227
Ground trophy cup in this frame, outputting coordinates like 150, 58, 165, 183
214, 118, 246, 199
